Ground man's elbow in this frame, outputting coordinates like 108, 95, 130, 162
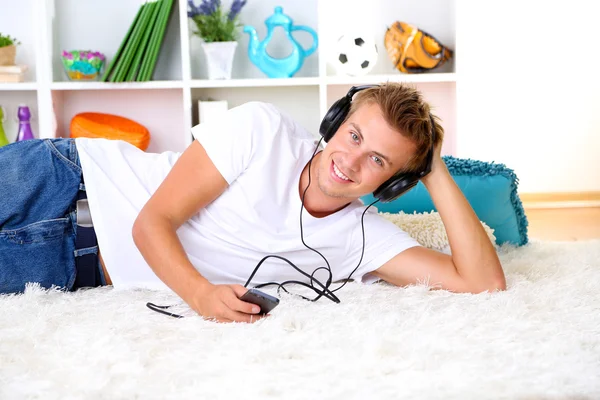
131, 216, 143, 249
476, 259, 506, 293
468, 275, 506, 294
462, 264, 507, 293
132, 211, 150, 248
132, 210, 177, 249
488, 277, 507, 292
490, 261, 507, 292
495, 270, 507, 291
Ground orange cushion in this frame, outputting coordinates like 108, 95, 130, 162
70, 112, 150, 151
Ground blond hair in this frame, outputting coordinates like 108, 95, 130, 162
345, 82, 444, 174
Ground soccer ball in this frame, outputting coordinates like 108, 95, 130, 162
331, 34, 378, 76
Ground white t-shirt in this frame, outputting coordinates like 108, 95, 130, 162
76, 102, 421, 291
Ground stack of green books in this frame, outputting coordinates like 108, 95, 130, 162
102, 0, 175, 82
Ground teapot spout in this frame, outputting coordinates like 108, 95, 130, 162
244, 26, 259, 46
243, 25, 257, 36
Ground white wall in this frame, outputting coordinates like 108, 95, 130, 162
456, 1, 600, 193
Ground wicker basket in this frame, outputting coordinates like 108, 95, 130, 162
70, 112, 151, 151
0, 45, 16, 66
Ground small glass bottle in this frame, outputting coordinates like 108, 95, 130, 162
0, 106, 9, 147
16, 105, 35, 141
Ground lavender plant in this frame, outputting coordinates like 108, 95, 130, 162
0, 33, 20, 48
188, 0, 247, 43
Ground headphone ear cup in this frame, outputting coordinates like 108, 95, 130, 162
374, 113, 437, 202
319, 97, 351, 142
373, 174, 419, 202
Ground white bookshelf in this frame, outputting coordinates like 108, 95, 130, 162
0, 0, 457, 155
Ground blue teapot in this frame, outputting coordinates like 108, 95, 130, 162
243, 6, 318, 78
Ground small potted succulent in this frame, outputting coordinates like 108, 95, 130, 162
188, 0, 247, 79
61, 50, 106, 81
0, 33, 21, 66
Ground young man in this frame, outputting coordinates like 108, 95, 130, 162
0, 83, 505, 323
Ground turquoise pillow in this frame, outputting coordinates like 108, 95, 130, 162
362, 156, 529, 246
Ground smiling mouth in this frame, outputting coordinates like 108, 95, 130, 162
331, 161, 353, 182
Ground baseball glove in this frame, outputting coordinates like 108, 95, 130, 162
384, 21, 453, 73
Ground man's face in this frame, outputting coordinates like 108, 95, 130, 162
317, 102, 417, 200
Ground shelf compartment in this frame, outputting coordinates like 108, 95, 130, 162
0, 91, 40, 143
0, 0, 38, 83
51, 0, 183, 83
188, 0, 320, 80
52, 88, 186, 152
321, 0, 456, 77
191, 85, 321, 136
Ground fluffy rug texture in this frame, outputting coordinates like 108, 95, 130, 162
1, 212, 599, 400
380, 211, 497, 251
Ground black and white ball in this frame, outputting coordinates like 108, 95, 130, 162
331, 33, 378, 76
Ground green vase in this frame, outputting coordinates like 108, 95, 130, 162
0, 106, 9, 147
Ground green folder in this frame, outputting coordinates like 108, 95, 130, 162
126, 0, 161, 81
102, 0, 174, 83
101, 4, 143, 82
138, 0, 174, 81
112, 1, 154, 82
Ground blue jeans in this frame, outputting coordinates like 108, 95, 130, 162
0, 139, 105, 294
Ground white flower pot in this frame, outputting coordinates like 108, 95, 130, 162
201, 41, 238, 80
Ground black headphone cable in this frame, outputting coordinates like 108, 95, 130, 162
243, 137, 379, 303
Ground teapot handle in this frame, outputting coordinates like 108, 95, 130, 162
291, 26, 318, 57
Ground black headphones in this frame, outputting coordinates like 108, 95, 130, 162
318, 85, 436, 203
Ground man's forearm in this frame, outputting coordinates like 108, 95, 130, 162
422, 162, 506, 291
132, 213, 213, 304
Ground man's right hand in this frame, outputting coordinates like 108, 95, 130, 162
190, 283, 266, 323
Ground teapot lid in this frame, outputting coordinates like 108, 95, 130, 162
265, 6, 293, 27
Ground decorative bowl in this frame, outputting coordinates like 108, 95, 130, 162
61, 50, 106, 81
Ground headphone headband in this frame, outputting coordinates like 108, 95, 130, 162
346, 85, 378, 99
318, 85, 436, 202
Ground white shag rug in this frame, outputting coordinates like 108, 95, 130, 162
1, 213, 600, 400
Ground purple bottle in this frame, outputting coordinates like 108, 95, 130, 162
16, 105, 35, 141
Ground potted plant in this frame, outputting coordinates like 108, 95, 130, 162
0, 33, 20, 66
188, 0, 247, 79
